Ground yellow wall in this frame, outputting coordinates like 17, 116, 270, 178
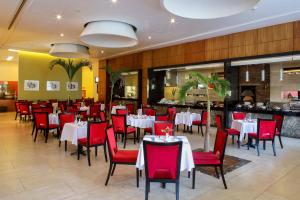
18, 51, 83, 101
82, 67, 94, 98
0, 61, 18, 81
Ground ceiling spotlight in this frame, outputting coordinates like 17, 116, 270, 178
60, 33, 64, 37
170, 18, 176, 23
111, 0, 118, 3
6, 56, 13, 61
56, 14, 62, 20
148, 36, 152, 40
252, 6, 257, 10
101, 50, 104, 54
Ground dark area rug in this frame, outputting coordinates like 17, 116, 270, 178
193, 148, 251, 177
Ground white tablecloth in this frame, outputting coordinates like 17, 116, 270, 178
60, 122, 88, 145
49, 113, 59, 125
175, 112, 201, 126
231, 119, 257, 141
111, 105, 126, 114
136, 135, 195, 172
127, 115, 155, 129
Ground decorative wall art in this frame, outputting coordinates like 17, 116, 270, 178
46, 81, 60, 91
24, 80, 39, 91
66, 82, 78, 91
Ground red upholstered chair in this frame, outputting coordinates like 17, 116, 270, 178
192, 129, 228, 189
59, 104, 65, 114
116, 109, 128, 115
153, 121, 175, 136
76, 99, 83, 103
14, 102, 21, 120
100, 111, 106, 122
232, 112, 246, 120
105, 127, 139, 186
33, 112, 59, 143
42, 106, 53, 114
66, 106, 77, 113
247, 119, 276, 156
273, 114, 284, 149
78, 110, 88, 121
111, 114, 137, 148
143, 140, 182, 200
167, 107, 176, 121
215, 115, 241, 148
89, 104, 101, 121
31, 108, 42, 135
77, 121, 109, 166
126, 103, 135, 115
143, 108, 156, 116
58, 100, 67, 110
19, 103, 31, 121
192, 111, 207, 135
144, 115, 170, 135
58, 113, 75, 151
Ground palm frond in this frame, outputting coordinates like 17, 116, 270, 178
190, 72, 209, 86
70, 59, 91, 80
49, 59, 71, 80
178, 80, 199, 103
106, 66, 127, 85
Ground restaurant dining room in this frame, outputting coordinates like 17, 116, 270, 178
1, 0, 300, 200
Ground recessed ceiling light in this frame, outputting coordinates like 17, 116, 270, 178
56, 14, 62, 20
170, 18, 176, 24
6, 56, 13, 61
60, 33, 64, 37
101, 50, 104, 54
148, 36, 152, 40
111, 0, 118, 3
252, 6, 257, 10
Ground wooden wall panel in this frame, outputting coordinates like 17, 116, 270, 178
142, 51, 152, 104
293, 21, 300, 51
229, 30, 258, 58
184, 40, 205, 64
205, 36, 229, 60
98, 60, 107, 102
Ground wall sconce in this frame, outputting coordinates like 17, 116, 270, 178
95, 77, 99, 83
261, 65, 265, 82
279, 64, 284, 81
245, 65, 249, 82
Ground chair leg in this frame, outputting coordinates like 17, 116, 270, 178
95, 146, 98, 157
145, 181, 149, 200
192, 168, 196, 189
278, 135, 283, 149
200, 125, 204, 136
214, 166, 220, 179
198, 125, 200, 134
256, 141, 260, 156
123, 134, 127, 149
219, 166, 227, 189
134, 132, 136, 144
263, 141, 266, 150
45, 130, 49, 143
237, 135, 240, 148
15, 112, 18, 120
34, 128, 38, 142
105, 162, 113, 186
87, 147, 91, 166
272, 140, 277, 156
103, 143, 108, 162
232, 135, 234, 144
136, 168, 139, 188
111, 164, 116, 176
188, 171, 190, 178
77, 145, 81, 160
176, 181, 180, 200
64, 141, 67, 151
31, 124, 35, 135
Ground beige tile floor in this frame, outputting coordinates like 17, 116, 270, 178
0, 112, 299, 200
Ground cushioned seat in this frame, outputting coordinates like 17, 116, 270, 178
248, 132, 272, 140
192, 120, 202, 125
38, 123, 59, 129
78, 137, 105, 146
275, 129, 280, 135
127, 126, 136, 134
144, 127, 152, 133
225, 128, 240, 135
113, 150, 138, 163
152, 169, 174, 179
192, 152, 221, 165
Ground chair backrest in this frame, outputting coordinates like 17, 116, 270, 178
106, 126, 118, 158
167, 107, 176, 121
34, 112, 49, 129
59, 113, 75, 131
143, 141, 182, 180
42, 106, 53, 114
153, 121, 175, 136
116, 109, 128, 115
126, 103, 134, 114
49, 99, 57, 103
156, 115, 169, 121
66, 106, 77, 113
59, 104, 65, 113
111, 114, 126, 133
232, 112, 246, 120
273, 114, 283, 134
76, 99, 83, 103
90, 104, 100, 116
201, 111, 208, 124
87, 121, 108, 145
143, 108, 156, 116
257, 119, 276, 140
215, 114, 222, 129
213, 129, 228, 162
100, 111, 106, 121
19, 103, 29, 113
31, 103, 41, 109
79, 110, 88, 121
15, 102, 20, 112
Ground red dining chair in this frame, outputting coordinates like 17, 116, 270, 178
34, 112, 59, 143
78, 121, 109, 166
143, 140, 182, 200
105, 127, 139, 186
111, 114, 137, 148
215, 115, 241, 148
100, 111, 106, 122
232, 112, 246, 120
42, 106, 53, 114
116, 109, 128, 115
59, 103, 65, 114
153, 121, 175, 136
66, 105, 77, 113
89, 104, 101, 121
14, 102, 21, 120
143, 115, 169, 135
273, 114, 284, 149
247, 119, 276, 156
58, 113, 75, 151
78, 110, 88, 121
126, 103, 135, 115
167, 107, 176, 121
19, 103, 31, 121
191, 111, 207, 136
143, 107, 156, 116
31, 108, 42, 135
76, 99, 83, 103
192, 129, 228, 189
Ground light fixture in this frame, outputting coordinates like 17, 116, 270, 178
111, 0, 118, 3
49, 43, 90, 58
6, 56, 13, 61
261, 65, 265, 81
8, 49, 19, 52
56, 14, 62, 20
170, 18, 176, 23
231, 55, 293, 66
95, 77, 99, 83
60, 33, 64, 37
80, 20, 138, 48
280, 64, 284, 81
161, 0, 260, 19
148, 36, 152, 40
101, 50, 104, 54
246, 66, 249, 82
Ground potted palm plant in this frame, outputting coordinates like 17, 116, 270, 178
49, 59, 91, 102
179, 72, 230, 151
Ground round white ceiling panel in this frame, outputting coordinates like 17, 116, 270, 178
161, 0, 260, 19
80, 20, 138, 48
49, 43, 89, 58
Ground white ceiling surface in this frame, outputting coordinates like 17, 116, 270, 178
1, 0, 300, 61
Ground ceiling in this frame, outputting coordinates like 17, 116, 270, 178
1, 0, 300, 62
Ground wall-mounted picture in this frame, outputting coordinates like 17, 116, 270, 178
66, 82, 78, 91
24, 80, 39, 91
46, 81, 60, 91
